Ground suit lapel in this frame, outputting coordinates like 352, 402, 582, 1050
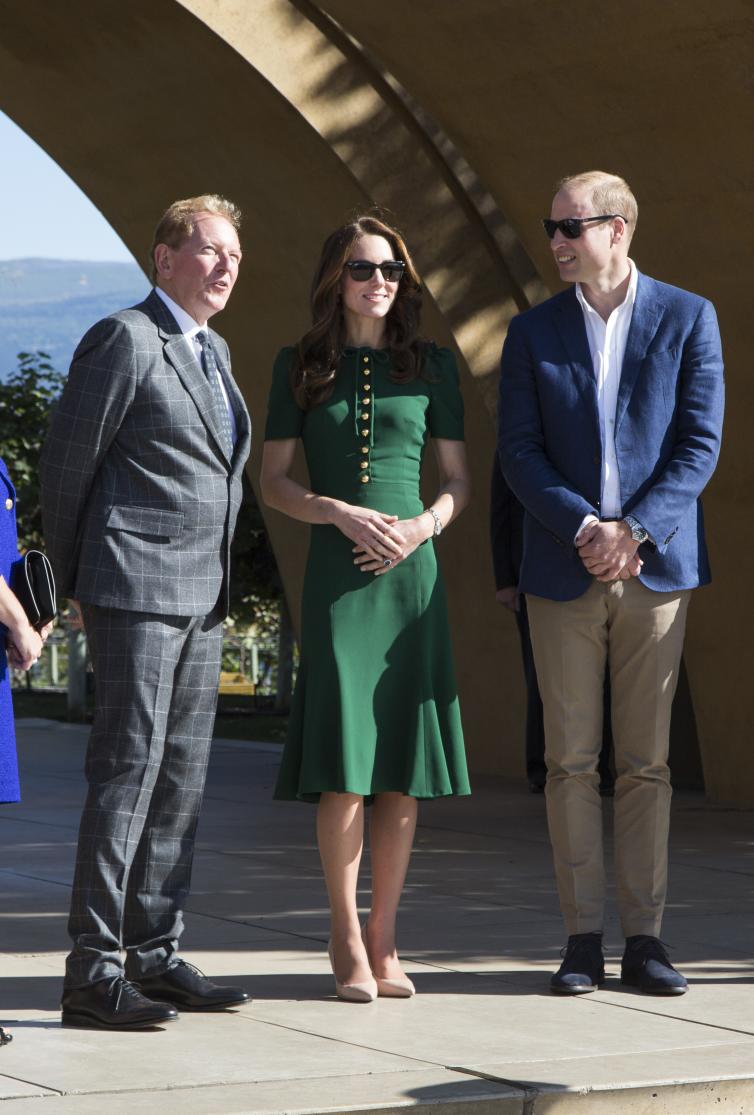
615, 273, 664, 433
554, 291, 599, 416
146, 291, 233, 465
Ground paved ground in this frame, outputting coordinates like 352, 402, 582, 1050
1, 719, 753, 1113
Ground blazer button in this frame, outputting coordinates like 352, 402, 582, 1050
359, 461, 368, 470
4, 498, 12, 510
362, 397, 370, 405
361, 475, 370, 484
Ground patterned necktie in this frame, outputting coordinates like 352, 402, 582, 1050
197, 331, 234, 459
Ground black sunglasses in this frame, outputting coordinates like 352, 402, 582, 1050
345, 259, 405, 283
542, 215, 627, 240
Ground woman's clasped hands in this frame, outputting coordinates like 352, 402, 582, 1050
330, 502, 430, 576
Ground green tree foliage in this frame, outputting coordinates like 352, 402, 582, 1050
0, 352, 65, 548
0, 351, 282, 627
228, 473, 283, 633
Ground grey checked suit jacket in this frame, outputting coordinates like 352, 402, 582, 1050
40, 290, 251, 617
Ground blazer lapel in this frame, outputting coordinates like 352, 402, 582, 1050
615, 273, 664, 432
554, 291, 599, 416
147, 291, 233, 464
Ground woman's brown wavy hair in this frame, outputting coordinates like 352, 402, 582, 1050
292, 215, 424, 410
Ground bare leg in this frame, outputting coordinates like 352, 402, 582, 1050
365, 793, 418, 979
316, 791, 372, 985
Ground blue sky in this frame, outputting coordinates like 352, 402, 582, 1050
0, 111, 135, 263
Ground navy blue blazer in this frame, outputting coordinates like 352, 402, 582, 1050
497, 272, 724, 601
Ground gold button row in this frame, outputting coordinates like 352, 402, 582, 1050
361, 358, 371, 483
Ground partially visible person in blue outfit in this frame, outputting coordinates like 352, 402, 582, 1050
0, 455, 47, 1047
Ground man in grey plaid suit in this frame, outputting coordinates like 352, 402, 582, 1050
40, 195, 252, 1030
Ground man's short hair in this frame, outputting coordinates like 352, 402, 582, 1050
150, 194, 242, 283
556, 171, 638, 238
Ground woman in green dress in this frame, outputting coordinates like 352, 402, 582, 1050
261, 215, 470, 1002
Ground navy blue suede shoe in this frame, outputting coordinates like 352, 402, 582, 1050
621, 935, 687, 995
550, 931, 605, 995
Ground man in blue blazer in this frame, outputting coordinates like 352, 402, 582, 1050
498, 171, 724, 996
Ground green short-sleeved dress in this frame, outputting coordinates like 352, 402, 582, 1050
265, 343, 470, 803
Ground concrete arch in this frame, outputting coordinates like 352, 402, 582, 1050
0, 1, 749, 800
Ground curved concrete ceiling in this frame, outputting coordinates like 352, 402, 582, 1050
0, 0, 749, 799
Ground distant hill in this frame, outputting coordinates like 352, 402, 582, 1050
0, 258, 148, 379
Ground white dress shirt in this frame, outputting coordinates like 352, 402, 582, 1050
574, 260, 638, 538
154, 286, 237, 446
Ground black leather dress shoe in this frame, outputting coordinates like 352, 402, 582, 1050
621, 935, 687, 995
0, 1026, 12, 1046
61, 976, 179, 1030
134, 959, 250, 1010
550, 931, 605, 994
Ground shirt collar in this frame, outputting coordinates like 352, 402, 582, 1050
575, 258, 638, 319
154, 286, 206, 339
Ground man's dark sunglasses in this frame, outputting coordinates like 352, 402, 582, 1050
542, 215, 627, 240
345, 259, 405, 283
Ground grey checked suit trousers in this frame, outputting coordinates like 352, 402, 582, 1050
65, 605, 224, 988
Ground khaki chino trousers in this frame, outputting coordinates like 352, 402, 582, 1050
526, 578, 691, 938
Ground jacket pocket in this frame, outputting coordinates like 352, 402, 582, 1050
106, 505, 184, 538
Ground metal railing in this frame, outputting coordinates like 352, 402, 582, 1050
11, 630, 295, 718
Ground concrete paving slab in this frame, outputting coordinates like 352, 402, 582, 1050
0, 1069, 523, 1114
0, 1011, 426, 1095
0, 1074, 56, 1100
251, 978, 750, 1069
592, 975, 754, 1034
525, 1080, 754, 1114
3, 720, 754, 1115
470, 1039, 754, 1090
0, 872, 71, 954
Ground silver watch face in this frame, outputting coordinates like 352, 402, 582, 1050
623, 516, 646, 543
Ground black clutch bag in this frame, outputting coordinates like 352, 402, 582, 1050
10, 550, 57, 630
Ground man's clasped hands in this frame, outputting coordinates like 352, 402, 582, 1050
576, 519, 643, 582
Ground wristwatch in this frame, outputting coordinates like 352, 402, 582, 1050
623, 514, 649, 545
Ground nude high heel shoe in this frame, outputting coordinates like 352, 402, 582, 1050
327, 942, 377, 1003
362, 925, 416, 998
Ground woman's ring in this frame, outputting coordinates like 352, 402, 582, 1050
383, 558, 393, 568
